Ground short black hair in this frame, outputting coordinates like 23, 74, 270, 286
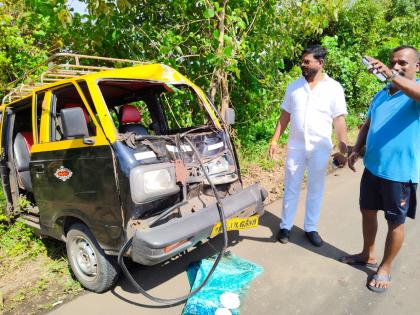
391, 45, 419, 62
302, 45, 328, 60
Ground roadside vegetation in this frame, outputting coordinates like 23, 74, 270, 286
0, 190, 83, 314
2, 0, 412, 166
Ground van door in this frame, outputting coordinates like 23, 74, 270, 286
30, 83, 123, 250
1, 100, 35, 214
0, 107, 15, 214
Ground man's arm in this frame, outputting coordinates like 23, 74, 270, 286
387, 75, 420, 102
268, 111, 291, 159
369, 57, 420, 101
332, 115, 348, 166
333, 115, 348, 154
348, 118, 371, 172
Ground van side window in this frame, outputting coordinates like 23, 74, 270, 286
34, 93, 45, 144
50, 84, 96, 141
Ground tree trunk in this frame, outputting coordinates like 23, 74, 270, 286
220, 71, 229, 120
208, 0, 230, 120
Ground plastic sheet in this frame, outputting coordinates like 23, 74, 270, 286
182, 252, 263, 315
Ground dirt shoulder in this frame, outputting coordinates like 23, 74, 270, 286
0, 239, 83, 315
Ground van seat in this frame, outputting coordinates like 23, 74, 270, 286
64, 103, 89, 124
13, 132, 33, 192
119, 105, 149, 135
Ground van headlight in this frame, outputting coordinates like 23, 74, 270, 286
204, 155, 229, 175
130, 163, 179, 203
202, 155, 238, 185
144, 169, 173, 193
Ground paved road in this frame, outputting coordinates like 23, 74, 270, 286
50, 165, 420, 315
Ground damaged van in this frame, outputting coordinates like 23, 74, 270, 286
0, 53, 266, 293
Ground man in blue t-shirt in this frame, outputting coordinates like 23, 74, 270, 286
340, 45, 420, 293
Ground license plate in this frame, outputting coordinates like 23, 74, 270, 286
210, 215, 259, 237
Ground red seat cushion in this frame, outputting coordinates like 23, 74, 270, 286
20, 131, 33, 151
120, 105, 141, 124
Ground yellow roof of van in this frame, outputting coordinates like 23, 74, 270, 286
2, 54, 196, 105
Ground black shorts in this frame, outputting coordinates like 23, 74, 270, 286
360, 168, 417, 224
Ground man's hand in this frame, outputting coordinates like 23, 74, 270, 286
365, 56, 393, 79
347, 151, 359, 172
332, 152, 347, 168
268, 143, 277, 159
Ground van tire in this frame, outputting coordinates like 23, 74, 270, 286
66, 223, 120, 293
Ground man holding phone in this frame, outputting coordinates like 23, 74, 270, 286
269, 45, 348, 247
341, 45, 420, 293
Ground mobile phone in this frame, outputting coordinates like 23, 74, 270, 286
362, 56, 387, 82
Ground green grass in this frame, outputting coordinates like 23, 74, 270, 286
238, 141, 281, 172
0, 186, 82, 314
0, 220, 46, 258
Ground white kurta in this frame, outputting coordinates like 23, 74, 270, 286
280, 74, 347, 232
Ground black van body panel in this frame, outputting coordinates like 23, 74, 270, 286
112, 141, 181, 227
30, 145, 124, 250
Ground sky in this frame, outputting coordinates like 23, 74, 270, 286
67, 0, 87, 15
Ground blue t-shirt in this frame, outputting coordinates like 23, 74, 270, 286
364, 79, 420, 183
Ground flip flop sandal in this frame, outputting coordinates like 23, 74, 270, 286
338, 255, 378, 268
367, 273, 391, 293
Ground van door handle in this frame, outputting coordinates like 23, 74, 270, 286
33, 164, 44, 173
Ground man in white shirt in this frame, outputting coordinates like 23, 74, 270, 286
269, 45, 348, 247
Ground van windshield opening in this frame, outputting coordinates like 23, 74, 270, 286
97, 80, 211, 135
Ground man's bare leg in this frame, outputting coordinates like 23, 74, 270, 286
340, 209, 378, 265
361, 209, 379, 261
369, 222, 404, 289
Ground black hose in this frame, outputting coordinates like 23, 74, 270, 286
117, 135, 229, 306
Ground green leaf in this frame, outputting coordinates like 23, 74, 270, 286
223, 46, 233, 57
237, 20, 246, 30
175, 45, 183, 55
276, 58, 285, 70
223, 35, 232, 45
33, 30, 46, 37
112, 30, 118, 41
232, 66, 241, 79
213, 29, 220, 40
204, 7, 215, 18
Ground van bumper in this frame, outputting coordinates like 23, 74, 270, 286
131, 183, 266, 265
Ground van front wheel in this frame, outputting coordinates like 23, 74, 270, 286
66, 223, 120, 293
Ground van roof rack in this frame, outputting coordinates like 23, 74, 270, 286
2, 53, 145, 105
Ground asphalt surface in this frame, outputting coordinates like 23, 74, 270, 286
49, 164, 420, 315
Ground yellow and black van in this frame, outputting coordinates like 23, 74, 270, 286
0, 54, 266, 293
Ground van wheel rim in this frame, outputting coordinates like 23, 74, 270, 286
70, 236, 98, 281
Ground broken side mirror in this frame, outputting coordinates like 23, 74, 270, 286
60, 107, 94, 144
224, 108, 235, 125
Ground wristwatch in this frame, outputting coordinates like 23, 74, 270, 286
388, 70, 400, 82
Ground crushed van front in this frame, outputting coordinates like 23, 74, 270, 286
130, 183, 265, 265
96, 75, 267, 265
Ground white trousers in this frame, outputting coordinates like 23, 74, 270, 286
280, 148, 331, 232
